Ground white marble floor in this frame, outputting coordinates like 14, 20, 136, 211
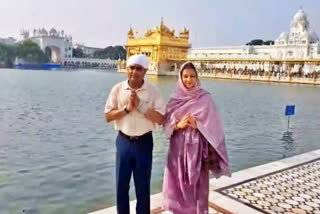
217, 159, 320, 213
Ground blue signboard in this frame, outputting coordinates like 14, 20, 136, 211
285, 105, 295, 116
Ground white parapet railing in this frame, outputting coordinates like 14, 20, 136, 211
117, 67, 320, 85
63, 58, 118, 69
197, 73, 320, 85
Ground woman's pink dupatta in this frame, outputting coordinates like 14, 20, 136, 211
163, 66, 231, 180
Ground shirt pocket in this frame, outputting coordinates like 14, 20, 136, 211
138, 90, 152, 110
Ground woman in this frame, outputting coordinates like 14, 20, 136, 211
162, 62, 231, 214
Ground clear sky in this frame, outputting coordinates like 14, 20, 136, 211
1, 0, 319, 48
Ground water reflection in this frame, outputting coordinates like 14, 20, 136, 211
280, 131, 295, 158
281, 131, 294, 144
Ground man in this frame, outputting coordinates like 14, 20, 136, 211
104, 54, 165, 214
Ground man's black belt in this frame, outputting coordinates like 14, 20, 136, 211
119, 131, 152, 141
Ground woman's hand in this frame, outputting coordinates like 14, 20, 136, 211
187, 114, 197, 129
175, 114, 190, 130
175, 113, 197, 130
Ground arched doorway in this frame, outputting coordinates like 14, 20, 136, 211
44, 47, 52, 62
44, 45, 61, 63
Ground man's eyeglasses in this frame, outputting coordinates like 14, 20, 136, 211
129, 65, 144, 72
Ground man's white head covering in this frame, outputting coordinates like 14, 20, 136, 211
126, 54, 149, 69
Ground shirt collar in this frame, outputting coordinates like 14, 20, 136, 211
124, 80, 148, 91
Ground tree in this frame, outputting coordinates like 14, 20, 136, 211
113, 46, 126, 59
246, 39, 264, 46
246, 39, 274, 46
0, 42, 16, 67
93, 46, 126, 60
263, 40, 274, 45
16, 40, 49, 63
72, 48, 85, 58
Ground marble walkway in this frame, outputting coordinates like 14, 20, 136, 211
89, 149, 320, 214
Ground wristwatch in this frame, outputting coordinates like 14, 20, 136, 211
123, 105, 130, 114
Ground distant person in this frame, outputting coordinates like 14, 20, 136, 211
104, 54, 166, 214
162, 62, 231, 214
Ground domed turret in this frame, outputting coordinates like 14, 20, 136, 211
128, 26, 134, 38
42, 28, 48, 36
279, 32, 288, 41
275, 32, 289, 45
180, 27, 189, 38
291, 9, 309, 30
279, 32, 289, 40
309, 31, 319, 42
155, 18, 175, 37
49, 28, 58, 36
293, 9, 307, 23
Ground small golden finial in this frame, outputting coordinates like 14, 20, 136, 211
128, 25, 134, 37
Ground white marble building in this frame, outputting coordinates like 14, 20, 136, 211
187, 9, 320, 75
20, 28, 73, 63
19, 28, 117, 69
74, 44, 102, 58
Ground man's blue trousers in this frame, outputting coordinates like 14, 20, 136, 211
116, 132, 153, 214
